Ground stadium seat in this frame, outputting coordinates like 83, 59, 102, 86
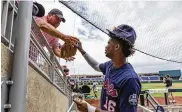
140, 75, 160, 82
141, 76, 150, 81
149, 76, 160, 80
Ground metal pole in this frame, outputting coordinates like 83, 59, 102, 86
140, 94, 145, 106
138, 104, 153, 112
164, 93, 168, 105
9, 1, 33, 112
50, 53, 55, 83
146, 93, 149, 106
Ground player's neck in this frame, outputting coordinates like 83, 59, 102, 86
112, 56, 126, 68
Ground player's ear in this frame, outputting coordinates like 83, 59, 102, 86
115, 44, 120, 50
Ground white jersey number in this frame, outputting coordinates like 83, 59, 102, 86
104, 97, 116, 111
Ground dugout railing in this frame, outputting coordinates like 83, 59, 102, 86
140, 88, 182, 112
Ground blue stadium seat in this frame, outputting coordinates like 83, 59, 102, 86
141, 76, 150, 80
140, 75, 160, 81
149, 76, 160, 80
80, 78, 90, 81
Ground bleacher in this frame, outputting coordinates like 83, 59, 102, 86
78, 77, 104, 85
80, 78, 104, 81
141, 76, 150, 81
80, 78, 91, 81
92, 78, 104, 81
140, 75, 160, 82
149, 76, 160, 80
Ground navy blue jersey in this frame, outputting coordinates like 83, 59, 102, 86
99, 61, 141, 112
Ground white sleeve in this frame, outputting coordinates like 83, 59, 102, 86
83, 53, 101, 72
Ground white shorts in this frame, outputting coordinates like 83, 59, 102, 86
167, 86, 172, 89
167, 86, 172, 95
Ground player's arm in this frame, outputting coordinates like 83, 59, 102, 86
75, 42, 101, 72
82, 52, 101, 72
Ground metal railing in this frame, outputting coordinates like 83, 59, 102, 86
67, 102, 77, 112
1, 0, 17, 52
140, 88, 182, 112
1, 0, 73, 109
30, 18, 73, 102
138, 104, 153, 112
145, 91, 164, 112
67, 93, 85, 112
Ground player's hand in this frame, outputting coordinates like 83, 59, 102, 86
74, 41, 83, 51
74, 98, 88, 112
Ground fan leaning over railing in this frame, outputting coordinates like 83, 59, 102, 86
30, 17, 74, 102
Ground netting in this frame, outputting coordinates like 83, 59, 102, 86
59, 1, 182, 63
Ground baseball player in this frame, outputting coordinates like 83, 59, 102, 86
92, 82, 99, 98
74, 24, 141, 112
163, 75, 176, 104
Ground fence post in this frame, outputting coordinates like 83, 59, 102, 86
9, 1, 33, 112
164, 93, 168, 105
50, 53, 56, 83
146, 93, 149, 106
140, 94, 145, 106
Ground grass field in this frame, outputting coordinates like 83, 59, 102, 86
87, 82, 182, 98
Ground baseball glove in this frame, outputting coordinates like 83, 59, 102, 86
62, 35, 80, 46
59, 43, 77, 58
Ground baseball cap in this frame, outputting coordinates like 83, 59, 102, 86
64, 68, 69, 72
48, 8, 66, 23
107, 24, 136, 45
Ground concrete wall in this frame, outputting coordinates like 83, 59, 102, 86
1, 43, 69, 112
1, 43, 13, 78
26, 66, 68, 112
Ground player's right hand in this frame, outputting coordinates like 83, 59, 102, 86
74, 41, 83, 51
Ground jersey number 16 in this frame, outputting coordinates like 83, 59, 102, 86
104, 97, 116, 111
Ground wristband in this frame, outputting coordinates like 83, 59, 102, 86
80, 49, 86, 55
82, 100, 96, 112
88, 105, 96, 112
